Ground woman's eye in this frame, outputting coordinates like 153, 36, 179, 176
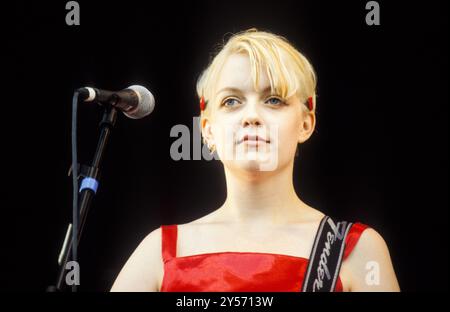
223, 98, 239, 107
265, 97, 283, 105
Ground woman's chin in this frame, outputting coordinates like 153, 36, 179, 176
230, 151, 279, 172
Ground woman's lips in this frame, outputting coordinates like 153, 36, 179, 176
237, 134, 270, 145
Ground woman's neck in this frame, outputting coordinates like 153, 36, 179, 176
219, 161, 308, 226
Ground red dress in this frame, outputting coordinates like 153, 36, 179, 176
160, 222, 369, 292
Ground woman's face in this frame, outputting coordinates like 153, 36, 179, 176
202, 53, 315, 173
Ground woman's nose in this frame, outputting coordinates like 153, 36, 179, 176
241, 100, 263, 127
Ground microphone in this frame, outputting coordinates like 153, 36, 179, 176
77, 85, 155, 119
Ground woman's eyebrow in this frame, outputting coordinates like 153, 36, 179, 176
216, 86, 272, 95
216, 87, 243, 95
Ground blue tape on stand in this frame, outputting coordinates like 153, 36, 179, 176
79, 177, 99, 194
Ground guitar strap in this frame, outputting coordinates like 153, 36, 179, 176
301, 216, 353, 292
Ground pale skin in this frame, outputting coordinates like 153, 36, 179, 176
111, 53, 400, 292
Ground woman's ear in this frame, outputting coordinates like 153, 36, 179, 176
298, 110, 316, 144
201, 117, 215, 145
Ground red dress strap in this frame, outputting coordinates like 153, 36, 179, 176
161, 224, 178, 263
343, 222, 370, 261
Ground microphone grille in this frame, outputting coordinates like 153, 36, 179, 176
124, 85, 155, 119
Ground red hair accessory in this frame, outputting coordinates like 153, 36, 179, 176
307, 96, 314, 111
200, 96, 207, 111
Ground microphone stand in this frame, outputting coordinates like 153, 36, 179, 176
47, 102, 118, 292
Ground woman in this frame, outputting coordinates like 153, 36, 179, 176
111, 28, 400, 292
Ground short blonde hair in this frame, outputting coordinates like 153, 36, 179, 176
196, 28, 317, 115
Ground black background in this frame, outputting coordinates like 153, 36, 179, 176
3, 0, 448, 292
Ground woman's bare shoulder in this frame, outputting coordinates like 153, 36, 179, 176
110, 227, 163, 292
344, 228, 400, 291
